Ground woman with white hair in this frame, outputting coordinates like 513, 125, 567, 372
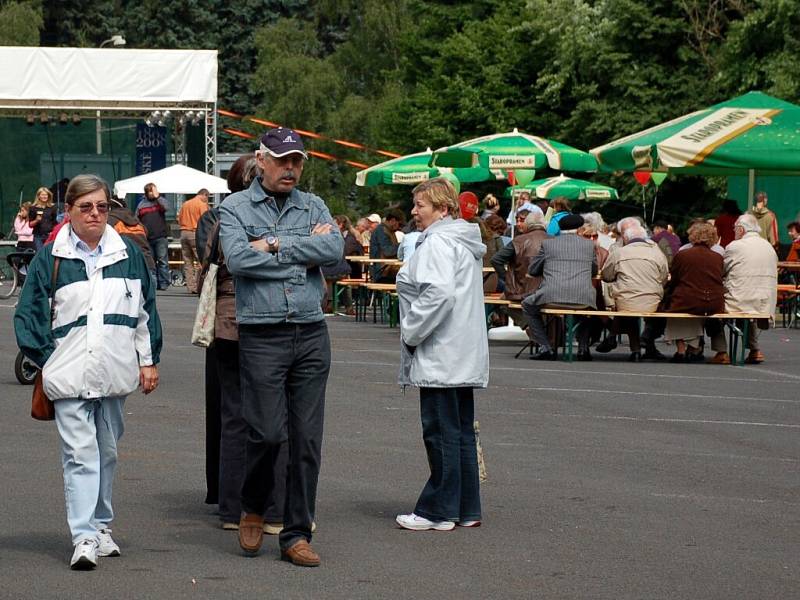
395, 177, 488, 531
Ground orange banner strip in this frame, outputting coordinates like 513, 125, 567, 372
223, 128, 255, 139
346, 160, 370, 169
222, 128, 370, 169
217, 109, 401, 158
249, 117, 280, 129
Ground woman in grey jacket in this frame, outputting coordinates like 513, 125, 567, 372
395, 178, 489, 531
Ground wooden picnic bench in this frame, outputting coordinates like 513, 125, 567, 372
507, 304, 770, 365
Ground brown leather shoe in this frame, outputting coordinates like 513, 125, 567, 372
745, 350, 765, 364
709, 352, 731, 365
281, 539, 320, 567
238, 513, 264, 554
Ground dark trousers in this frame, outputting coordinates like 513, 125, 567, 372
614, 317, 642, 351
239, 321, 330, 550
216, 338, 287, 523
522, 299, 591, 352
204, 345, 221, 505
414, 387, 481, 523
640, 317, 666, 349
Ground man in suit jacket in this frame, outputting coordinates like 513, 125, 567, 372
521, 214, 598, 361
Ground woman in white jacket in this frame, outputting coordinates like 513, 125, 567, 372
395, 178, 489, 531
15, 175, 162, 570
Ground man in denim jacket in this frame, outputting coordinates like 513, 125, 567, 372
219, 128, 343, 567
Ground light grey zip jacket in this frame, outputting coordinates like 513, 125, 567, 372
397, 217, 489, 388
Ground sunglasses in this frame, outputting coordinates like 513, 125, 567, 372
74, 202, 110, 214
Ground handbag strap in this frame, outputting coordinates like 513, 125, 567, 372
49, 257, 61, 326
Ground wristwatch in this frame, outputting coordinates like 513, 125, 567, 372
266, 235, 279, 254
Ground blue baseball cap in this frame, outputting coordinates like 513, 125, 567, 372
259, 127, 308, 159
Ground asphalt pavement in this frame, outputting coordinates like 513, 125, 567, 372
0, 290, 798, 599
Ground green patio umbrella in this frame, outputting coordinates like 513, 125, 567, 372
590, 92, 800, 175
431, 128, 598, 172
503, 175, 619, 200
355, 148, 502, 187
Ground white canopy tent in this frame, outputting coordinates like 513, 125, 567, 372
0, 46, 218, 173
113, 164, 229, 198
0, 47, 217, 104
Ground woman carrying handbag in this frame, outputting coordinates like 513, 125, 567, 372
14, 175, 162, 570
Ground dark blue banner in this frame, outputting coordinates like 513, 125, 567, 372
134, 124, 167, 206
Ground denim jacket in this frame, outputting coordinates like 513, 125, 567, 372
219, 178, 343, 324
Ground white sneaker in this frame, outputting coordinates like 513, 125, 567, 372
97, 529, 121, 557
395, 513, 455, 531
70, 539, 98, 570
458, 520, 482, 527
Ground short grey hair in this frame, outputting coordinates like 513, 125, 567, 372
622, 225, 648, 242
617, 216, 641, 235
524, 211, 546, 230
735, 213, 761, 234
581, 211, 605, 231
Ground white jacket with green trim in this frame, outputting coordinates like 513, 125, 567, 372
14, 224, 162, 401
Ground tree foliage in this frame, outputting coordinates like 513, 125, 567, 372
0, 0, 43, 45
244, 0, 800, 225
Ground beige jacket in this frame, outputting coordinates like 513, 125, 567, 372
601, 239, 668, 311
723, 232, 778, 319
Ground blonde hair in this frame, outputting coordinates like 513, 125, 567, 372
483, 193, 499, 210
551, 196, 571, 212
65, 174, 110, 206
411, 177, 461, 219
34, 187, 53, 207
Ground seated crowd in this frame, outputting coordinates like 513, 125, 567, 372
326, 191, 781, 365
493, 201, 778, 364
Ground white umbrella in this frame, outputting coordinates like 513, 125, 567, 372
113, 164, 230, 197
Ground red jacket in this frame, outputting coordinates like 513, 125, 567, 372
45, 217, 70, 244
715, 213, 738, 248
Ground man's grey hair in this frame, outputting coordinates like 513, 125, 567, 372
581, 211, 605, 231
617, 216, 642, 235
622, 224, 648, 242
524, 211, 546, 230
735, 213, 761, 234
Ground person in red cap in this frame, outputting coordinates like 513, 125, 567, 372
458, 191, 479, 221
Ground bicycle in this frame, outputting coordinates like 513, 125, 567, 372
0, 256, 16, 298
0, 249, 35, 299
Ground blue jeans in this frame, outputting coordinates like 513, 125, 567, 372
149, 237, 171, 289
414, 387, 481, 523
54, 397, 125, 544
